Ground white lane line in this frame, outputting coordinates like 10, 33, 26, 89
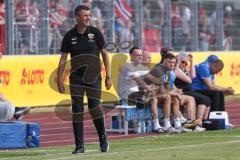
46, 139, 240, 160
1, 135, 240, 160
41, 134, 240, 144
1, 135, 240, 153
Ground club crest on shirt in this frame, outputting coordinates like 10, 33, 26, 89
88, 33, 95, 42
71, 37, 77, 44
71, 37, 77, 41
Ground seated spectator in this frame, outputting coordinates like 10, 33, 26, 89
174, 52, 210, 128
160, 48, 195, 123
141, 51, 152, 68
0, 93, 31, 121
117, 47, 163, 132
161, 52, 201, 131
134, 53, 193, 132
117, 47, 147, 103
192, 55, 235, 127
160, 48, 205, 131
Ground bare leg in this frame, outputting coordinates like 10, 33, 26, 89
203, 106, 210, 120
171, 96, 180, 119
150, 97, 163, 130
181, 95, 196, 120
150, 97, 158, 120
196, 104, 206, 120
158, 94, 172, 129
157, 94, 171, 119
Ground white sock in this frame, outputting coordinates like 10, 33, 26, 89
163, 118, 171, 129
174, 118, 182, 128
152, 119, 161, 130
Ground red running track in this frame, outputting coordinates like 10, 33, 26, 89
23, 102, 240, 147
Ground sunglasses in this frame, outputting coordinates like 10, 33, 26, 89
181, 61, 188, 66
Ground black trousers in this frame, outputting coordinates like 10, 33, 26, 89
195, 90, 225, 111
70, 74, 105, 147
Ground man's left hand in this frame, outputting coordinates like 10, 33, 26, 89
224, 87, 235, 95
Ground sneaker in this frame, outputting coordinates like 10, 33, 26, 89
72, 145, 85, 154
183, 119, 201, 129
193, 125, 206, 132
99, 134, 109, 152
164, 127, 182, 133
14, 107, 31, 116
180, 115, 187, 124
152, 127, 165, 133
14, 114, 24, 121
176, 127, 192, 133
14, 107, 31, 120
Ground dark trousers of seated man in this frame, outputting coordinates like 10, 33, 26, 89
70, 74, 105, 147
196, 90, 225, 112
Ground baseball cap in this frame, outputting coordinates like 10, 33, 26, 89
206, 55, 219, 63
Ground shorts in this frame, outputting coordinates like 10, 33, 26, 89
184, 90, 211, 107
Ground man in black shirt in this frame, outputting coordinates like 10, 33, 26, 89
57, 5, 112, 154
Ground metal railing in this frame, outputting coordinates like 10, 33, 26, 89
3, 0, 240, 55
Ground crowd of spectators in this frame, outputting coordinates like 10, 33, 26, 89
0, 0, 238, 55
15, 0, 40, 54
198, 4, 234, 51
143, 0, 164, 52
11, 0, 106, 54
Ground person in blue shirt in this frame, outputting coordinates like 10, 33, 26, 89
192, 55, 235, 112
174, 52, 210, 130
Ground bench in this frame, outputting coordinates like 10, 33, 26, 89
104, 105, 163, 135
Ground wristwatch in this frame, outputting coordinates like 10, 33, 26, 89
106, 75, 111, 79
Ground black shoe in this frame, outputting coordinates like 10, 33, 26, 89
14, 107, 31, 120
14, 114, 24, 121
99, 134, 109, 152
72, 145, 85, 154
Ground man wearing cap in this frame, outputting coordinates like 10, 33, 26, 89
192, 55, 234, 112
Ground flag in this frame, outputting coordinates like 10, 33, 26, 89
114, 0, 134, 23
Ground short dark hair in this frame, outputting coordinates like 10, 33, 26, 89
162, 53, 176, 61
74, 5, 90, 16
210, 60, 224, 74
129, 47, 140, 55
160, 47, 172, 58
211, 59, 224, 68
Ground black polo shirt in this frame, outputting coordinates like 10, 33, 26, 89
60, 25, 106, 79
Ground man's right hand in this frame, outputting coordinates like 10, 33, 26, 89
57, 53, 68, 93
57, 80, 65, 93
